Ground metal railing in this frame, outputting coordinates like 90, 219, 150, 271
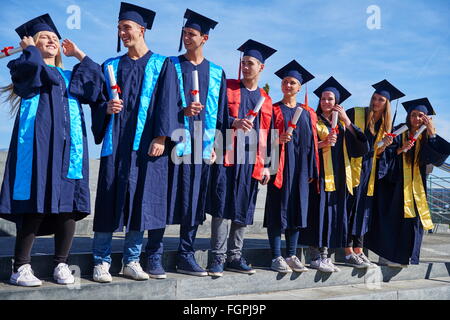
427, 173, 450, 232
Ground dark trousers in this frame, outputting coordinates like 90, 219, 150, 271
14, 213, 76, 272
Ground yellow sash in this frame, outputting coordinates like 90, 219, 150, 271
349, 107, 385, 196
317, 120, 353, 195
402, 132, 434, 230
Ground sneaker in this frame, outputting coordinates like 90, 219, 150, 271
324, 258, 341, 272
53, 263, 75, 285
93, 262, 113, 283
122, 261, 149, 280
225, 257, 256, 274
378, 256, 408, 268
207, 256, 226, 277
309, 258, 334, 273
286, 255, 309, 273
345, 253, 370, 269
10, 264, 42, 287
147, 255, 167, 279
177, 254, 208, 277
271, 256, 292, 273
357, 252, 377, 268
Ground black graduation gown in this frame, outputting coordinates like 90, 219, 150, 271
0, 46, 97, 236
346, 107, 389, 237
263, 103, 317, 230
207, 84, 269, 225
86, 51, 181, 232
365, 124, 450, 264
166, 55, 228, 227
298, 114, 369, 248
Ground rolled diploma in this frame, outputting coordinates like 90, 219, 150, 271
0, 47, 22, 59
286, 107, 303, 135
107, 65, 120, 101
330, 111, 338, 147
403, 124, 427, 152
246, 96, 265, 123
192, 70, 200, 103
376, 124, 408, 148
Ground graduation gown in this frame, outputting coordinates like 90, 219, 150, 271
346, 107, 389, 237
87, 50, 181, 232
263, 103, 317, 230
207, 82, 271, 226
365, 125, 450, 264
167, 55, 228, 227
298, 114, 369, 248
0, 46, 97, 236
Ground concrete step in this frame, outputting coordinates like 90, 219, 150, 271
1, 261, 449, 300
202, 277, 450, 300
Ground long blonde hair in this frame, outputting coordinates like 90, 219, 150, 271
0, 31, 63, 116
366, 94, 392, 136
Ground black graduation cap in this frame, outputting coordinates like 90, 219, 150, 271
178, 9, 218, 52
372, 79, 405, 101
237, 39, 277, 63
274, 60, 315, 85
402, 98, 435, 115
313, 76, 351, 104
117, 2, 156, 52
15, 13, 61, 39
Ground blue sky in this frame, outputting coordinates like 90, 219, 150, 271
0, 0, 449, 174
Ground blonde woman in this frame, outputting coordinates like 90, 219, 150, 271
344, 80, 404, 268
0, 14, 101, 287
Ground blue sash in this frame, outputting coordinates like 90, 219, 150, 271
101, 53, 166, 157
13, 68, 83, 200
170, 56, 222, 159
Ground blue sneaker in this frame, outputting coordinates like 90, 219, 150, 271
147, 254, 167, 279
176, 254, 208, 277
225, 257, 256, 274
207, 256, 225, 277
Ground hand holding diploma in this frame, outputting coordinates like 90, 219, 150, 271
245, 96, 265, 123
403, 124, 427, 152
106, 64, 123, 115
184, 70, 204, 117
377, 125, 408, 148
330, 110, 338, 147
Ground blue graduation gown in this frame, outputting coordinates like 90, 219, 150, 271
263, 103, 317, 230
365, 125, 450, 264
87, 51, 181, 232
346, 107, 389, 237
166, 55, 228, 227
207, 83, 269, 226
298, 115, 369, 248
0, 46, 95, 236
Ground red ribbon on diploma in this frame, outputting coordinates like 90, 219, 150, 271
331, 126, 339, 135
288, 121, 297, 129
111, 84, 121, 94
1, 46, 13, 56
409, 134, 417, 143
386, 133, 397, 137
190, 90, 199, 96
246, 109, 258, 118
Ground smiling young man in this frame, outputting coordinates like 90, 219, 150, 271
166, 9, 228, 277
206, 40, 276, 277
84, 2, 181, 282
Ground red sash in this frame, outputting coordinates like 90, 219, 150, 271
272, 103, 286, 188
224, 79, 273, 181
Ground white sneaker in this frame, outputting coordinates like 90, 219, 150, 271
309, 258, 334, 273
122, 261, 149, 281
53, 263, 75, 284
10, 264, 42, 287
271, 256, 292, 273
357, 252, 377, 268
324, 258, 341, 272
286, 256, 309, 272
93, 262, 113, 283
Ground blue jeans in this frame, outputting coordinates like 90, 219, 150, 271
267, 226, 300, 259
93, 231, 144, 266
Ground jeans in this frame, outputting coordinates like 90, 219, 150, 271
267, 226, 300, 259
93, 230, 144, 266
309, 246, 329, 261
210, 217, 246, 262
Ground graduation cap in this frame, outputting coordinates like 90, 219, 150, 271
117, 2, 156, 52
237, 39, 277, 64
178, 9, 218, 52
15, 13, 61, 39
274, 60, 314, 85
372, 79, 405, 101
402, 98, 435, 115
313, 76, 351, 104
